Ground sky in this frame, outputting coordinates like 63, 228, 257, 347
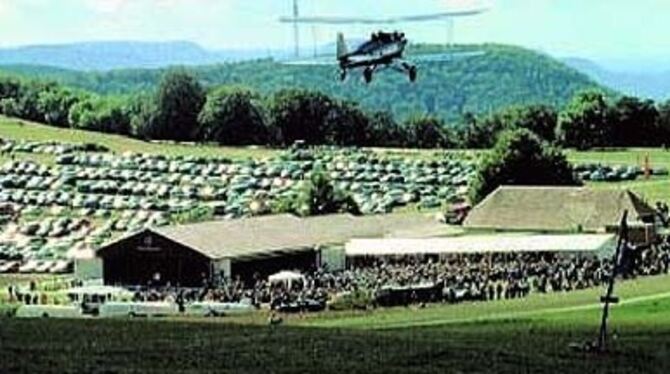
1, 0, 669, 71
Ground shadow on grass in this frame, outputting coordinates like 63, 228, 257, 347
2, 317, 670, 374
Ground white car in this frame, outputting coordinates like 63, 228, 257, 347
99, 302, 179, 318
49, 260, 73, 274
184, 301, 256, 317
0, 261, 19, 273
16, 305, 82, 319
18, 260, 41, 273
34, 261, 55, 273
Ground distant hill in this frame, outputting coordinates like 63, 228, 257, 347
563, 57, 670, 101
0, 43, 605, 121
0, 41, 276, 71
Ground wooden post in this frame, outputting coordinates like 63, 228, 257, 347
598, 210, 628, 352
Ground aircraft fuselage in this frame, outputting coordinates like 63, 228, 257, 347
339, 39, 406, 69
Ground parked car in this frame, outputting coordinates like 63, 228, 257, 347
49, 260, 73, 274
18, 260, 41, 273
16, 305, 82, 319
184, 301, 255, 317
0, 261, 20, 273
99, 302, 179, 318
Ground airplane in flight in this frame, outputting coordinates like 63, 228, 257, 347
336, 31, 416, 83
279, 2, 488, 83
288, 30, 483, 84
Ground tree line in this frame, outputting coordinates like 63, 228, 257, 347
0, 44, 602, 123
1, 69, 669, 150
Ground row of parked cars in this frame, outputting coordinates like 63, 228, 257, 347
1, 145, 475, 266
574, 163, 670, 182
0, 259, 72, 274
15, 285, 257, 319
0, 139, 107, 156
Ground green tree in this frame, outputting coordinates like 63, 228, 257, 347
324, 101, 371, 146
404, 115, 450, 148
470, 128, 579, 204
658, 100, 670, 146
144, 69, 205, 141
37, 88, 81, 127
198, 86, 268, 145
460, 111, 506, 149
367, 111, 404, 147
0, 77, 21, 101
3, 81, 47, 122
129, 92, 169, 140
556, 89, 614, 150
462, 105, 558, 149
68, 95, 132, 135
268, 89, 335, 145
504, 105, 558, 142
289, 171, 359, 217
611, 96, 659, 146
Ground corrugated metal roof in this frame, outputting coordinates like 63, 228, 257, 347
140, 213, 446, 260
346, 234, 616, 256
464, 186, 655, 232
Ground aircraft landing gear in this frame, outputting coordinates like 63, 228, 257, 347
408, 65, 418, 83
363, 67, 374, 84
339, 69, 347, 81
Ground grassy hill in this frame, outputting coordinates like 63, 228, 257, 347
0, 44, 604, 122
0, 115, 276, 161
3, 275, 670, 373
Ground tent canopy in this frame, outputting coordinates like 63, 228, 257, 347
62, 285, 131, 296
345, 234, 616, 257
268, 271, 305, 283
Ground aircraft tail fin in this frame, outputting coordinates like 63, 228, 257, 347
336, 33, 348, 59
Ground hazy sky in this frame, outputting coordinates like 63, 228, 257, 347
1, 0, 669, 69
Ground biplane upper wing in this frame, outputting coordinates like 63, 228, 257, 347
279, 9, 487, 25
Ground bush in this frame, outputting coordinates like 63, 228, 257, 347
328, 290, 373, 311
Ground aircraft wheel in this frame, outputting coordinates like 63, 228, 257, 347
340, 70, 347, 81
363, 68, 373, 84
409, 66, 418, 83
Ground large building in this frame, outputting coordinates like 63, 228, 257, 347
97, 213, 447, 287
464, 186, 657, 234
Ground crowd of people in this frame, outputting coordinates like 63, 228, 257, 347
125, 236, 670, 311
291, 238, 669, 308
8, 237, 670, 313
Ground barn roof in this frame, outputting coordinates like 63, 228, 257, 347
464, 186, 656, 233
103, 213, 447, 261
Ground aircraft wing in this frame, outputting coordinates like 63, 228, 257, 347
280, 56, 337, 66
411, 51, 486, 62
279, 9, 487, 25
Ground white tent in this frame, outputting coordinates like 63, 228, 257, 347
345, 234, 616, 257
268, 271, 305, 288
62, 285, 131, 297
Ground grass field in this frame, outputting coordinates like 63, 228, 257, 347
0, 116, 463, 161
3, 276, 670, 373
2, 117, 670, 372
0, 116, 277, 160
567, 148, 670, 203
297, 274, 670, 329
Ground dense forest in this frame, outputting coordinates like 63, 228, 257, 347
0, 44, 604, 122
1, 64, 669, 151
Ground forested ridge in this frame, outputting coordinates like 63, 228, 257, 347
0, 44, 603, 121
2, 41, 669, 152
